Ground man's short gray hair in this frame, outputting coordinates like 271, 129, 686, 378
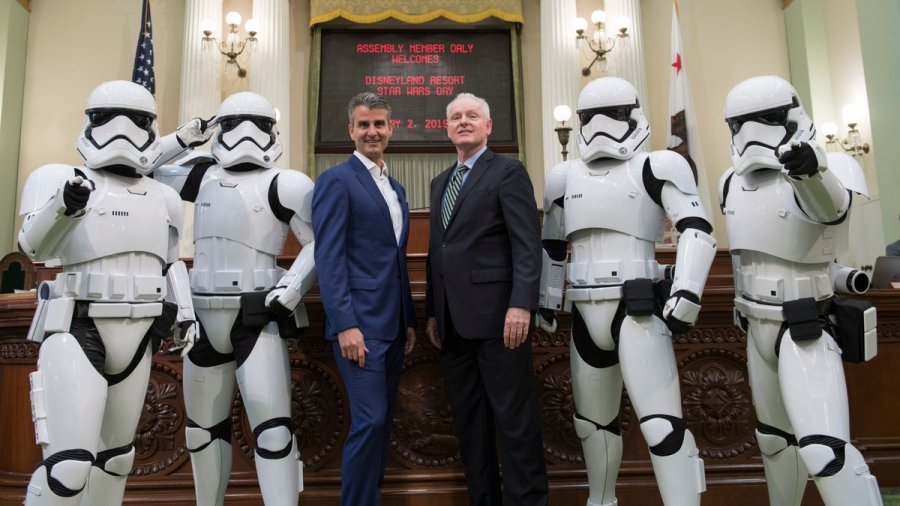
446, 92, 491, 120
347, 92, 392, 122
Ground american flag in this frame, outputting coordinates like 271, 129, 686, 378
132, 0, 155, 94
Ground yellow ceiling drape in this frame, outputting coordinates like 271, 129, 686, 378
309, 0, 523, 27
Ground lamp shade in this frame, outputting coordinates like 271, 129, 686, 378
554, 105, 572, 123
225, 11, 242, 26
842, 104, 861, 126
574, 17, 588, 33
244, 18, 259, 34
591, 10, 607, 25
615, 16, 632, 33
821, 121, 839, 137
199, 18, 215, 36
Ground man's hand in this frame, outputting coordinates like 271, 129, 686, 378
778, 140, 821, 178
425, 317, 440, 350
176, 116, 215, 148
537, 308, 558, 334
503, 307, 531, 349
405, 327, 416, 355
63, 176, 92, 216
338, 327, 369, 367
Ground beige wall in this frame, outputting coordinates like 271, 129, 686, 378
14, 0, 184, 249
642, 0, 790, 245
10, 0, 814, 254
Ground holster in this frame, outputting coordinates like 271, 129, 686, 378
240, 291, 272, 327
782, 297, 822, 342
240, 291, 305, 339
831, 295, 877, 363
622, 278, 657, 316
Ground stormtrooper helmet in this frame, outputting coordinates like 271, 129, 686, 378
724, 75, 815, 175
77, 80, 162, 174
211, 92, 282, 169
575, 77, 650, 162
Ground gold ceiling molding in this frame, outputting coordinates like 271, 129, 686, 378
309, 0, 523, 27
17, 0, 30, 12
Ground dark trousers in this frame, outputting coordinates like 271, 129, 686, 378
333, 334, 406, 506
439, 313, 549, 506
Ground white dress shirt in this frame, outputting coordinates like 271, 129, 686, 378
354, 151, 403, 244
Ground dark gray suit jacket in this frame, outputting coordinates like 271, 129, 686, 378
425, 149, 542, 340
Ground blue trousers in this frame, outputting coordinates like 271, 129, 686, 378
333, 335, 405, 506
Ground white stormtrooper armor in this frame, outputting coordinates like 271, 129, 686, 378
719, 76, 881, 506
155, 92, 313, 506
540, 77, 716, 506
18, 80, 195, 506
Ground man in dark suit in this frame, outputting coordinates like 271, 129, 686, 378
425, 93, 549, 506
312, 92, 416, 506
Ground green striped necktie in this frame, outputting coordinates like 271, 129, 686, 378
441, 163, 469, 228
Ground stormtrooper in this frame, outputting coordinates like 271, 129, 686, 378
155, 91, 315, 506
18, 80, 199, 505
719, 75, 881, 506
539, 76, 717, 506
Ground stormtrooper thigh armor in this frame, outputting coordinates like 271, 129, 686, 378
184, 301, 301, 506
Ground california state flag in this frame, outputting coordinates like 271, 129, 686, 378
665, 0, 713, 242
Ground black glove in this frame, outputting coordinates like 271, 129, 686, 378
537, 308, 558, 333
63, 178, 91, 216
778, 141, 819, 178
267, 296, 293, 319
662, 289, 700, 335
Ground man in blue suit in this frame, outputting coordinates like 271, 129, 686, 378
312, 92, 416, 505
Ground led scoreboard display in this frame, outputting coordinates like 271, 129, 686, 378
317, 30, 516, 148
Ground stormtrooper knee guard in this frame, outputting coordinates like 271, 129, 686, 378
640, 414, 705, 505
798, 435, 882, 506
253, 417, 303, 505
756, 423, 807, 506
83, 444, 135, 504
186, 417, 233, 505
25, 451, 93, 506
573, 413, 621, 506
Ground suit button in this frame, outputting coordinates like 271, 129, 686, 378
442, 243, 447, 248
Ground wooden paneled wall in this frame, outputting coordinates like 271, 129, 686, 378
2, 211, 899, 505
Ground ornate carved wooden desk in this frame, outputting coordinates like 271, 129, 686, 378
1, 212, 898, 505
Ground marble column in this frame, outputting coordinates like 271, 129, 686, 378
541, 0, 582, 174
178, 0, 222, 257
251, 0, 291, 169
605, 0, 649, 140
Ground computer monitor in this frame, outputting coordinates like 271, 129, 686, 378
870, 256, 900, 289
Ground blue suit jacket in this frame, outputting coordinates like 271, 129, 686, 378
312, 155, 415, 341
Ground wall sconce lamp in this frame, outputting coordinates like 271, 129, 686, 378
200, 12, 258, 78
574, 10, 631, 76
554, 105, 573, 161
821, 104, 870, 157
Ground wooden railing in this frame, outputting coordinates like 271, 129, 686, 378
2, 211, 899, 505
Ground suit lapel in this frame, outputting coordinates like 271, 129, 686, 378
444, 149, 493, 231
390, 177, 409, 246
349, 156, 395, 235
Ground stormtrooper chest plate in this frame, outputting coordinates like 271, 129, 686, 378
723, 171, 843, 263
193, 166, 288, 256
563, 156, 665, 242
61, 170, 170, 265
